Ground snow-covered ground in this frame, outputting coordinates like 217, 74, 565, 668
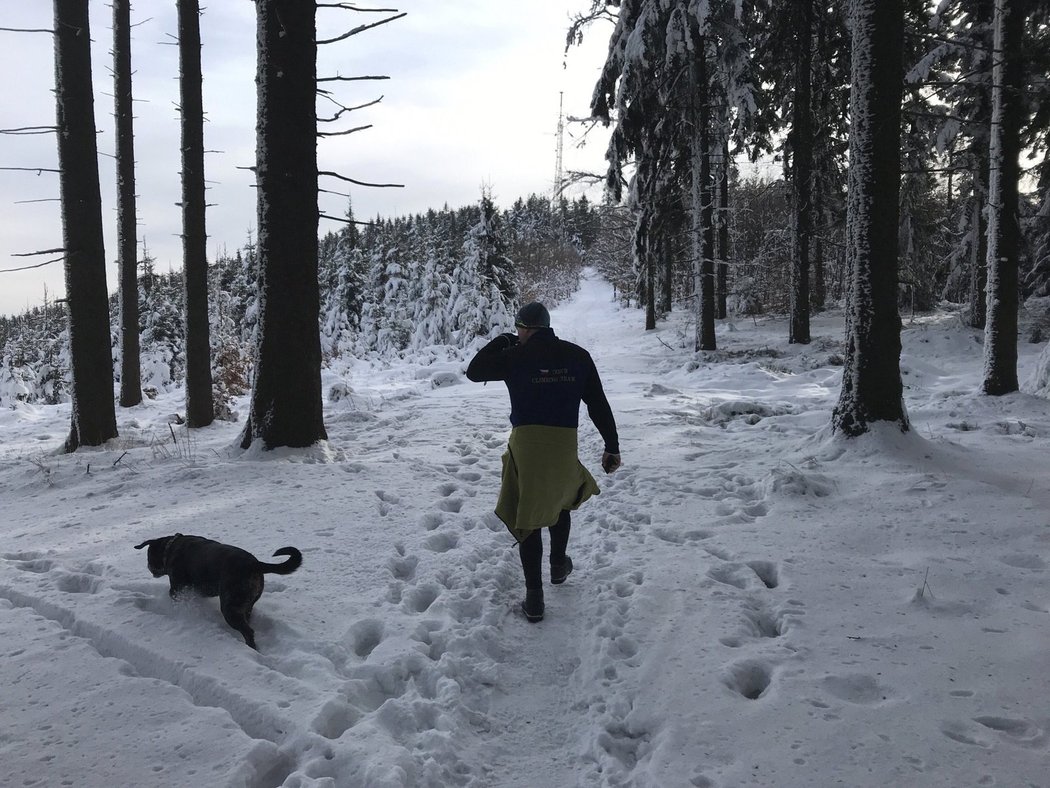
2, 271, 1048, 788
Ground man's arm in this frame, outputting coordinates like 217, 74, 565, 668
466, 333, 517, 382
581, 353, 619, 455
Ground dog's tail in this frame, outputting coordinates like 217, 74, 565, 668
260, 547, 302, 575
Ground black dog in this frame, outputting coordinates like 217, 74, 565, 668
134, 534, 302, 649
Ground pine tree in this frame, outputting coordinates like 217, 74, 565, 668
832, 0, 909, 437
53, 0, 118, 451
113, 0, 141, 407
178, 0, 214, 427
241, 0, 327, 449
788, 0, 814, 344
982, 0, 1029, 395
915, 0, 995, 325
411, 234, 453, 349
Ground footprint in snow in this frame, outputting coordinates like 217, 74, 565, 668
652, 526, 712, 545
747, 560, 780, 589
387, 552, 418, 582
10, 557, 54, 574
423, 532, 459, 553
420, 512, 444, 531
402, 583, 441, 614
972, 716, 1044, 746
346, 618, 384, 658
940, 721, 992, 748
54, 571, 102, 595
820, 673, 892, 705
723, 660, 774, 700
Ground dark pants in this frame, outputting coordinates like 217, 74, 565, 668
519, 510, 570, 590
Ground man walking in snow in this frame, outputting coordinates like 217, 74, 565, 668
466, 301, 621, 622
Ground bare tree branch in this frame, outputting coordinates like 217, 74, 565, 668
317, 94, 383, 123
318, 74, 390, 83
0, 27, 54, 35
0, 256, 65, 273
318, 123, 372, 138
319, 170, 403, 188
320, 212, 374, 226
318, 3, 400, 10
14, 248, 66, 258
317, 12, 406, 45
0, 126, 58, 135
0, 166, 61, 174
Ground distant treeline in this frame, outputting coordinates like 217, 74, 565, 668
0, 194, 612, 409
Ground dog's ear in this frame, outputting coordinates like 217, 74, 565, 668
134, 540, 152, 550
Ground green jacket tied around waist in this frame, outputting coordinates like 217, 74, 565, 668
495, 424, 600, 543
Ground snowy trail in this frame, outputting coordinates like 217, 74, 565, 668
3, 270, 1050, 787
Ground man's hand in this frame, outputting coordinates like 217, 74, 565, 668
601, 452, 622, 474
494, 332, 518, 350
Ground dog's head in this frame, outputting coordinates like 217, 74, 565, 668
134, 534, 182, 577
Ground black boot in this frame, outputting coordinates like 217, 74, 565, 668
520, 588, 544, 622
550, 555, 573, 585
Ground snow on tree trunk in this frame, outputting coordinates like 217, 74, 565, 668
789, 0, 814, 345
241, 0, 327, 450
178, 0, 214, 427
716, 136, 729, 321
53, 0, 118, 452
691, 29, 717, 352
831, 0, 909, 437
968, 192, 988, 328
981, 0, 1027, 396
113, 0, 141, 408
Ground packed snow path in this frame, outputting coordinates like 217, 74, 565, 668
2, 271, 1049, 787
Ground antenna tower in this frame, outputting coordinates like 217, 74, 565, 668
551, 91, 564, 210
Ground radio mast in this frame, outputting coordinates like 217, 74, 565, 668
551, 91, 564, 211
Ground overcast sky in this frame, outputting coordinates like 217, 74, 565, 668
0, 1, 615, 316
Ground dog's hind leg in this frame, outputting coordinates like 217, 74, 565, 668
221, 597, 257, 649
221, 576, 265, 649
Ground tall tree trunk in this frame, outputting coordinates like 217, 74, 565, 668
966, 0, 994, 330
54, 0, 118, 452
178, 0, 214, 427
635, 157, 658, 330
811, 3, 828, 314
832, 0, 908, 437
716, 136, 729, 320
645, 240, 657, 331
812, 197, 827, 312
967, 180, 989, 328
691, 29, 716, 352
789, 0, 814, 344
114, 0, 141, 408
661, 233, 674, 316
241, 0, 327, 450
982, 0, 1027, 395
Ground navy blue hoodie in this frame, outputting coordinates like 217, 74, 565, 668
466, 328, 620, 454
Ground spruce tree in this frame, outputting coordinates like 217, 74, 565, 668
53, 0, 118, 451
113, 0, 141, 407
832, 0, 909, 437
241, 0, 327, 450
178, 0, 214, 427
